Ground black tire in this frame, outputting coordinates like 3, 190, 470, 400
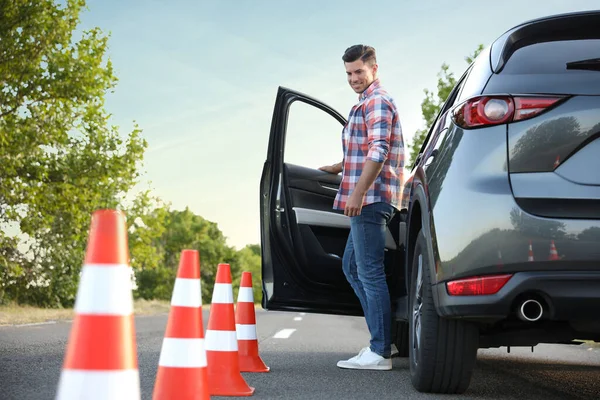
391, 320, 409, 358
408, 229, 479, 394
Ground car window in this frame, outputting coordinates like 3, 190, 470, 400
485, 38, 600, 95
284, 99, 344, 169
442, 67, 471, 113
501, 39, 600, 75
413, 72, 469, 167
456, 45, 492, 104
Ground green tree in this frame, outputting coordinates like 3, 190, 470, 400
232, 244, 263, 305
127, 192, 170, 273
164, 208, 238, 302
132, 207, 239, 304
407, 44, 484, 167
0, 0, 146, 306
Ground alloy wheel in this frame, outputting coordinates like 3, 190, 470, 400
411, 254, 424, 364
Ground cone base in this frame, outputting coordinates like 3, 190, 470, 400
239, 355, 270, 373
210, 385, 256, 397
153, 367, 210, 400
207, 351, 255, 396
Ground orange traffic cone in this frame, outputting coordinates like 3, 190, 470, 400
549, 240, 560, 261
235, 272, 270, 373
528, 240, 534, 262
153, 250, 210, 400
205, 263, 255, 396
55, 210, 140, 400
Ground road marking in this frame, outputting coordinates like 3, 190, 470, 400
294, 317, 302, 321
273, 329, 296, 339
13, 321, 57, 327
300, 313, 306, 316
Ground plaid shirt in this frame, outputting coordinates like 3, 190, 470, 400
333, 79, 405, 211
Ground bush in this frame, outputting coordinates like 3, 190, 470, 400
134, 267, 177, 301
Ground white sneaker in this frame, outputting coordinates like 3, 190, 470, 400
354, 344, 398, 357
337, 347, 392, 370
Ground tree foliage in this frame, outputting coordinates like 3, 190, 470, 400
131, 207, 241, 303
231, 244, 263, 304
0, 0, 147, 306
407, 44, 484, 167
0, 1, 264, 308
129, 205, 261, 305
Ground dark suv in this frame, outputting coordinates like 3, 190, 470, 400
259, 10, 600, 395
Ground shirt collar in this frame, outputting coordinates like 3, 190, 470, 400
359, 78, 381, 101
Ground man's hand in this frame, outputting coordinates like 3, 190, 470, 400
344, 160, 384, 216
318, 162, 343, 174
344, 189, 365, 217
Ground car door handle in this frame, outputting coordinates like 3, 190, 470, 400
319, 183, 339, 192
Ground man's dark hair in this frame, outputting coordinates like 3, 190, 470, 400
342, 44, 376, 65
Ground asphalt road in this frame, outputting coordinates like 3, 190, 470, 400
1, 310, 599, 399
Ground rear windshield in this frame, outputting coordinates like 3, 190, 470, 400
485, 39, 600, 95
501, 39, 600, 74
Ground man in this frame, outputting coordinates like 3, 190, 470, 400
319, 44, 404, 370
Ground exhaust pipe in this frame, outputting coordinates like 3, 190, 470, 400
517, 299, 543, 322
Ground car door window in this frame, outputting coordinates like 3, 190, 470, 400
284, 99, 345, 169
418, 72, 470, 164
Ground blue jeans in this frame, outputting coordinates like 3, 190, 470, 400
342, 202, 396, 358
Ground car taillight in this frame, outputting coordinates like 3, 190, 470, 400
446, 274, 513, 296
513, 97, 562, 121
453, 96, 564, 129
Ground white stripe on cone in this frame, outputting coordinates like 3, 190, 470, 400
170, 278, 202, 307
205, 330, 238, 351
211, 283, 233, 304
74, 264, 134, 315
236, 324, 257, 340
237, 287, 254, 303
55, 370, 140, 400
158, 338, 207, 368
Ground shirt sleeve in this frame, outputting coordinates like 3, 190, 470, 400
365, 96, 393, 163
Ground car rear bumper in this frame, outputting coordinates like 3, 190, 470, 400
434, 270, 600, 322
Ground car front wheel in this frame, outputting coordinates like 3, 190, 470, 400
408, 228, 479, 394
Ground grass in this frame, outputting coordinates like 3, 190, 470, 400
0, 304, 75, 326
0, 299, 172, 326
0, 300, 261, 326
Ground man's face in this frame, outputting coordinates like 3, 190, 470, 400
345, 59, 378, 94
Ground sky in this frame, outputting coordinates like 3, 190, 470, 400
76, 0, 599, 250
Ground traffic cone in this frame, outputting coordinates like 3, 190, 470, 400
205, 263, 255, 396
549, 240, 560, 261
236, 272, 270, 373
153, 250, 210, 400
528, 240, 535, 262
55, 210, 140, 400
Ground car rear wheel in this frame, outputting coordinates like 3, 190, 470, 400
408, 229, 479, 394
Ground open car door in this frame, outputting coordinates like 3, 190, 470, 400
259, 87, 404, 316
